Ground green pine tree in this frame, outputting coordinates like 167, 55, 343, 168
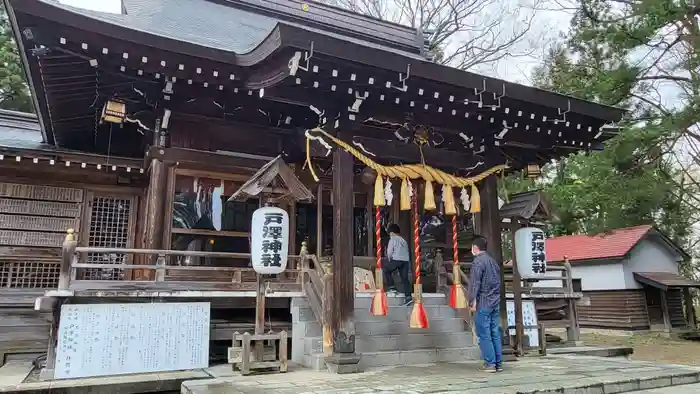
0, 4, 32, 112
501, 0, 700, 268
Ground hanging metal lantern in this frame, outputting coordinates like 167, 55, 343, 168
525, 164, 541, 179
101, 99, 126, 124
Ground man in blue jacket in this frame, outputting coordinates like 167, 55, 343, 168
468, 235, 504, 372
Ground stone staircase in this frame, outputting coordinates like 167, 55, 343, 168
291, 293, 480, 371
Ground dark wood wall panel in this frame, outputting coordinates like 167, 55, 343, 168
0, 198, 81, 217
0, 290, 51, 364
579, 290, 650, 329
0, 166, 144, 362
0, 182, 83, 202
0, 230, 66, 248
0, 214, 79, 233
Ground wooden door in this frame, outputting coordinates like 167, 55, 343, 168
644, 287, 664, 325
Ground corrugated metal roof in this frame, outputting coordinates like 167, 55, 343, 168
0, 109, 45, 150
634, 272, 700, 289
546, 225, 653, 263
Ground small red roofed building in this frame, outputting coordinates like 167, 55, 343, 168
545, 225, 698, 332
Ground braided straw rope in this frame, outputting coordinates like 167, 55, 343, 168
305, 127, 506, 186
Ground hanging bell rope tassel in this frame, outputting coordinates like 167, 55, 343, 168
470, 184, 481, 213
374, 175, 386, 207
400, 177, 411, 211
443, 184, 457, 216
423, 180, 437, 211
409, 191, 429, 329
410, 284, 429, 328
449, 215, 467, 309
371, 206, 388, 316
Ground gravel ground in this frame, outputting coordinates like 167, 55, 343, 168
581, 331, 700, 365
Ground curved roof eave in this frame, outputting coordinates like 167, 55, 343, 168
10, 0, 288, 67
12, 0, 625, 123
275, 23, 626, 122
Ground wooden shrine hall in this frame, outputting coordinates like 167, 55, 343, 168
1, 0, 624, 376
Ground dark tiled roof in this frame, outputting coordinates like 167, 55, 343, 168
40, 0, 425, 58
43, 0, 277, 54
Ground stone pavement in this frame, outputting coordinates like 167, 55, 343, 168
182, 355, 700, 394
631, 383, 700, 393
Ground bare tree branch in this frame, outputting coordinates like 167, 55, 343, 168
318, 0, 544, 71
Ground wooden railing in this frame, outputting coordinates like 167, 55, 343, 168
298, 245, 332, 355
57, 230, 306, 294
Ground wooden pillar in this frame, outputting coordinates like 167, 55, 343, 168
365, 185, 373, 257
660, 289, 672, 333
564, 260, 580, 341
288, 200, 297, 256
684, 288, 696, 329
476, 175, 510, 347
137, 120, 169, 280
316, 184, 323, 258
326, 138, 360, 373
142, 121, 168, 252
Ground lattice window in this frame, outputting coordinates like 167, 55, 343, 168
78, 196, 133, 281
0, 261, 60, 288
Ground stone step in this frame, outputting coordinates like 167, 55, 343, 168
354, 305, 457, 323
354, 293, 446, 308
304, 347, 480, 371
304, 332, 473, 354
357, 332, 474, 352
355, 317, 466, 335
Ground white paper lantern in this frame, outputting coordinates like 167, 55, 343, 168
250, 206, 289, 275
514, 227, 547, 278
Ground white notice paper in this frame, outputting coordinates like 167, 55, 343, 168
506, 299, 540, 348
54, 302, 210, 379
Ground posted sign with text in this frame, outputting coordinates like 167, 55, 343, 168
250, 206, 289, 275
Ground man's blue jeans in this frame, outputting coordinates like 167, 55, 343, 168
474, 306, 503, 367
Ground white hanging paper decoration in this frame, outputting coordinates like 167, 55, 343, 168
305, 129, 333, 156
460, 187, 471, 211
384, 178, 394, 206
441, 184, 448, 202
408, 180, 413, 198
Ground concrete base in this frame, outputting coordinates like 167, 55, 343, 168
548, 345, 634, 358
0, 369, 210, 394
324, 353, 362, 374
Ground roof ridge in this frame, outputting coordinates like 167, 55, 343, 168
549, 224, 653, 240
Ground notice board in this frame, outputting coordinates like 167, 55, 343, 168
54, 302, 210, 379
